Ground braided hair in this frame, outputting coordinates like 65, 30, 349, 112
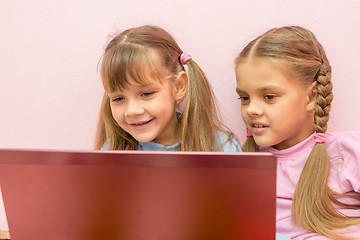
235, 26, 360, 239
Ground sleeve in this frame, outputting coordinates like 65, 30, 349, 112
339, 131, 360, 193
216, 131, 242, 152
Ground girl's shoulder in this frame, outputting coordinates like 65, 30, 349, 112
325, 131, 360, 155
326, 130, 360, 172
326, 130, 360, 148
326, 131, 360, 192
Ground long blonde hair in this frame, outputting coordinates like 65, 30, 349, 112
95, 25, 234, 151
235, 26, 360, 239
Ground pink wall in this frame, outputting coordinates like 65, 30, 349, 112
1, 0, 360, 229
1, 1, 360, 150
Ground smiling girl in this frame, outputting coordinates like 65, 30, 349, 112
95, 25, 240, 152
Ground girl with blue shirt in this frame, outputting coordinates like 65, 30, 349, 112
95, 25, 240, 152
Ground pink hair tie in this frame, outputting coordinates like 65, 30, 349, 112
180, 52, 192, 65
246, 128, 253, 137
314, 133, 326, 143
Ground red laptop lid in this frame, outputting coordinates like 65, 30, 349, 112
0, 149, 276, 240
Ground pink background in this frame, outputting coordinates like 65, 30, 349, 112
1, 0, 360, 230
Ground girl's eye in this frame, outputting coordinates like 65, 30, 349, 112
264, 94, 276, 101
112, 96, 125, 102
141, 92, 155, 97
238, 96, 250, 104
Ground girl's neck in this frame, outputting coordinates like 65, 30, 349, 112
273, 127, 315, 150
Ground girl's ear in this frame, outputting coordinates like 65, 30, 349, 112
174, 71, 188, 101
306, 81, 317, 111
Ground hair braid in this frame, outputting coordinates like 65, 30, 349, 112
314, 71, 333, 133
314, 39, 333, 133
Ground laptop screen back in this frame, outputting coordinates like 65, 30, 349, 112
0, 149, 277, 240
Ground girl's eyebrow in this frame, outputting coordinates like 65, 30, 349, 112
236, 88, 246, 94
106, 90, 122, 96
260, 86, 283, 92
134, 83, 158, 91
138, 83, 153, 88
236, 85, 282, 95
107, 82, 158, 95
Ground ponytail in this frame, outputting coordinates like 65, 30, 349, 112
179, 58, 223, 151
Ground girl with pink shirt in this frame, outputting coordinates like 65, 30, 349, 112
235, 26, 360, 239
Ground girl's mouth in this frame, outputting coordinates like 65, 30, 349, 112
133, 120, 151, 125
129, 119, 154, 129
251, 124, 268, 134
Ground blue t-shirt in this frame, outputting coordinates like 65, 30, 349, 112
102, 131, 241, 152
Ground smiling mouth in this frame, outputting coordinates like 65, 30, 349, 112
130, 119, 153, 126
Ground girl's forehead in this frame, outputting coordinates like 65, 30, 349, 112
238, 57, 294, 78
236, 59, 304, 91
236, 59, 279, 79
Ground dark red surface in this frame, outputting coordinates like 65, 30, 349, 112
0, 149, 277, 240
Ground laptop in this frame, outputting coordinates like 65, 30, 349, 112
0, 149, 277, 240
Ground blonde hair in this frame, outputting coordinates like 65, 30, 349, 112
95, 25, 234, 151
235, 26, 360, 238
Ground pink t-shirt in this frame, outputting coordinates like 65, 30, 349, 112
259, 131, 360, 239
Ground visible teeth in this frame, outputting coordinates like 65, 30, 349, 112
254, 124, 264, 128
135, 120, 151, 125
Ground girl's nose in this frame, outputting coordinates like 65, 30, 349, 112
124, 99, 145, 117
246, 100, 263, 117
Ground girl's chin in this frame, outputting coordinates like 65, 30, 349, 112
251, 136, 271, 147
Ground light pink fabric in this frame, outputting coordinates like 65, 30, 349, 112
259, 131, 360, 239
